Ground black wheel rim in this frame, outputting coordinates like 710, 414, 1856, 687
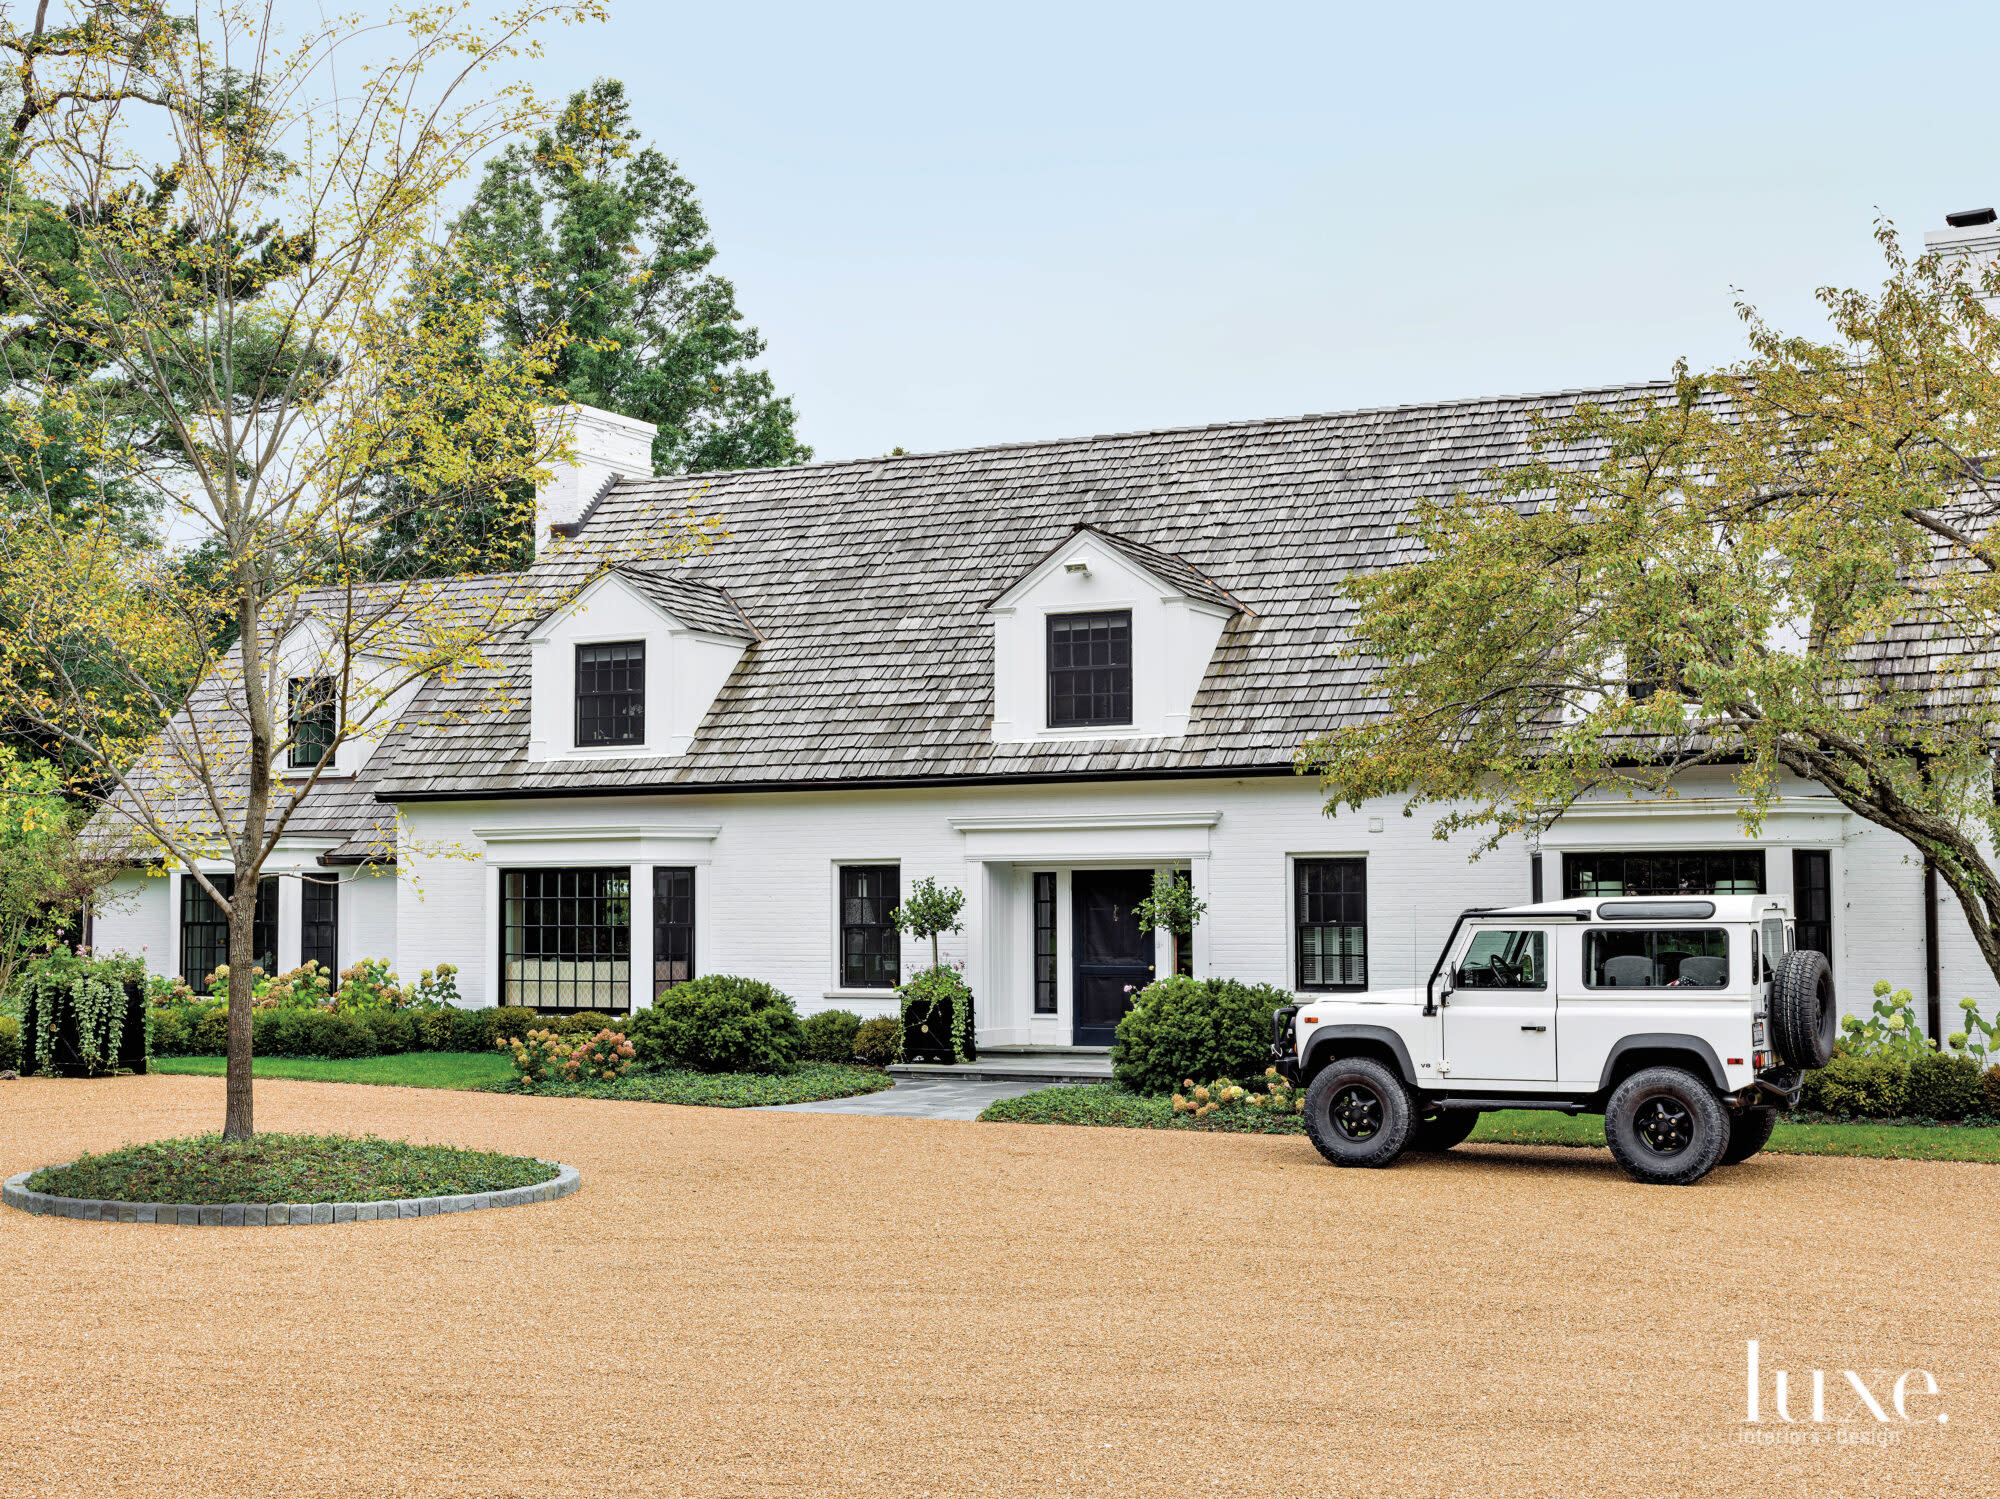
1633, 1096, 1694, 1156
1329, 1083, 1384, 1141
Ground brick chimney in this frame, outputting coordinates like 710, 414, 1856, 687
533, 403, 657, 551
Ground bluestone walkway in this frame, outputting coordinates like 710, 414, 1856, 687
762, 1077, 1058, 1120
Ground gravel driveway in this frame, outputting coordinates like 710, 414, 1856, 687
3, 1073, 1994, 1497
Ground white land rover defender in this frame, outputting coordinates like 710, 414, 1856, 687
1270, 895, 1836, 1186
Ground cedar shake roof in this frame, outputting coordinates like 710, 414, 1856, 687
371, 382, 1683, 800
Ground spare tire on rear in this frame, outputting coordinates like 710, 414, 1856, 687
1769, 949, 1836, 1069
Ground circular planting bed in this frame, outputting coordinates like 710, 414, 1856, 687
3, 1132, 577, 1226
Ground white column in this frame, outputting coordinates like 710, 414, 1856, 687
484, 864, 503, 1008
166, 869, 182, 981
276, 873, 303, 973
1190, 855, 1212, 979
628, 864, 654, 1012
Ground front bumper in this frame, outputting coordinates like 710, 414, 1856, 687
1270, 1004, 1301, 1084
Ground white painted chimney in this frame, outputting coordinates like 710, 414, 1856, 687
1923, 207, 2000, 310
533, 403, 657, 550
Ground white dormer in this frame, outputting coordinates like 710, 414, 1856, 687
985, 525, 1245, 744
272, 617, 429, 779
526, 565, 759, 761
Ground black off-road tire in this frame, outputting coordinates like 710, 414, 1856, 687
1303, 1057, 1413, 1168
1769, 949, 1836, 1070
1720, 1106, 1778, 1165
1408, 1109, 1480, 1152
1604, 1066, 1730, 1186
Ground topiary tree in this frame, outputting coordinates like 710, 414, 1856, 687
626, 975, 802, 1073
1112, 976, 1293, 1096
1133, 870, 1206, 977
892, 877, 964, 970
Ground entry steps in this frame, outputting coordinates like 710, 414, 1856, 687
887, 1046, 1113, 1085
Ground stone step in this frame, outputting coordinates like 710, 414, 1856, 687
888, 1053, 1113, 1085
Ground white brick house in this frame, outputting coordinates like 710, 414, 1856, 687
92, 388, 2000, 1044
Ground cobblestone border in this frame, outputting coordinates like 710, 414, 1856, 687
1, 1162, 579, 1225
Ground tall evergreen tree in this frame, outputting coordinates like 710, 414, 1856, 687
455, 77, 809, 476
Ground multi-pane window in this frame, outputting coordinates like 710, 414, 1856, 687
1296, 858, 1366, 991
1033, 871, 1057, 1014
840, 865, 900, 988
1584, 928, 1729, 989
653, 866, 696, 997
180, 874, 277, 984
288, 676, 337, 768
1047, 610, 1132, 728
1563, 850, 1765, 899
1793, 850, 1832, 975
575, 641, 646, 747
300, 875, 339, 978
502, 867, 631, 1011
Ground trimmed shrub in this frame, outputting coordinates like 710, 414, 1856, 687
359, 1009, 418, 1055
193, 1005, 230, 1055
1113, 976, 1293, 1096
0, 1013, 18, 1071
532, 1010, 627, 1038
146, 1008, 188, 1059
627, 976, 802, 1073
1803, 1051, 1910, 1117
801, 1008, 863, 1063
252, 1008, 284, 1055
1907, 1051, 1983, 1120
1985, 1065, 2000, 1120
852, 1016, 901, 1066
484, 1007, 545, 1047
274, 1009, 377, 1060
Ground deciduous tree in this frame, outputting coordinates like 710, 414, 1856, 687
1303, 223, 2000, 988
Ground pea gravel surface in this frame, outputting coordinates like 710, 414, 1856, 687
1, 1074, 1992, 1498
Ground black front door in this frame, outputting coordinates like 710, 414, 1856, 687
1072, 868, 1156, 1046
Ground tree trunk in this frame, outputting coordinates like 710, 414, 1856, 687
223, 878, 256, 1138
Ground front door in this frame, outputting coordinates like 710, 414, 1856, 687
1072, 868, 1156, 1046
1440, 925, 1557, 1083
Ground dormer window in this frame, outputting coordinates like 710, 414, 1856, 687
288, 677, 337, 768
1047, 610, 1132, 728
576, 641, 646, 746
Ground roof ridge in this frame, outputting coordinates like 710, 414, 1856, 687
606, 376, 1682, 488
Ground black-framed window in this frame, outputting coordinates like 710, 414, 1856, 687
653, 866, 696, 997
1563, 850, 1765, 899
180, 873, 277, 984
1296, 858, 1366, 991
1794, 849, 1832, 975
575, 641, 645, 747
1033, 871, 1057, 1014
840, 864, 900, 988
288, 676, 337, 768
502, 867, 631, 1011
1047, 610, 1132, 728
300, 875, 339, 977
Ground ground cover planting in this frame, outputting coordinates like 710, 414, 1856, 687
24, 1133, 557, 1205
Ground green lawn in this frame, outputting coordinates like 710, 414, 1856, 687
979, 1085, 2000, 1164
150, 1052, 892, 1107
151, 1053, 513, 1089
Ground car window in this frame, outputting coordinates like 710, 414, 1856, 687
1583, 928, 1728, 989
1456, 929, 1547, 989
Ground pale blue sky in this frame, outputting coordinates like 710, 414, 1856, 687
523, 0, 2000, 463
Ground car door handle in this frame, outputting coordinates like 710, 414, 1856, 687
1520, 1025, 1547, 1033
